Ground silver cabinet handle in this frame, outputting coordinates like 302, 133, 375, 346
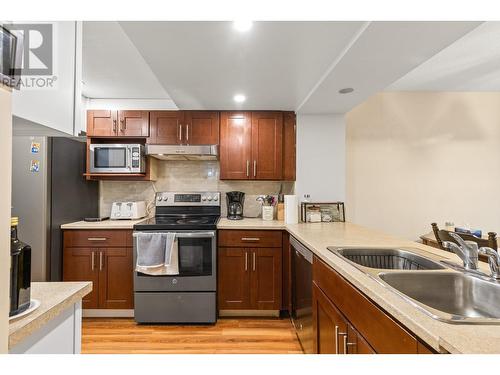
246, 160, 250, 177
120, 118, 126, 131
253, 252, 256, 271
186, 124, 189, 142
241, 237, 260, 241
87, 237, 107, 241
245, 252, 248, 271
91, 251, 95, 271
99, 251, 103, 271
338, 330, 347, 354
253, 160, 257, 177
113, 119, 117, 133
335, 326, 339, 354
179, 124, 182, 141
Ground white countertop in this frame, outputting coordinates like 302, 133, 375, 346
61, 218, 148, 230
9, 282, 92, 349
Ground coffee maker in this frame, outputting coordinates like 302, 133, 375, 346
226, 191, 245, 220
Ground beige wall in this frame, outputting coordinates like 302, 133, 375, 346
0, 85, 12, 353
100, 160, 294, 218
346, 92, 500, 241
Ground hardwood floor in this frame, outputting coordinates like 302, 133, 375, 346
82, 317, 303, 354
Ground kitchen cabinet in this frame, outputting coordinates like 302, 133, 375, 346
63, 230, 133, 309
251, 111, 283, 180
87, 110, 149, 137
312, 256, 436, 354
218, 230, 282, 311
282, 111, 296, 181
149, 110, 219, 145
220, 111, 287, 181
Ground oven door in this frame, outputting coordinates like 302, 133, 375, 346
133, 231, 216, 292
90, 144, 131, 173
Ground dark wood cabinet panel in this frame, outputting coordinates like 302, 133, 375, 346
313, 256, 419, 354
218, 230, 282, 248
149, 111, 183, 144
118, 110, 149, 137
218, 247, 251, 309
99, 247, 134, 309
63, 230, 133, 310
312, 282, 348, 354
251, 111, 283, 180
63, 247, 99, 309
219, 111, 252, 180
184, 111, 219, 145
347, 324, 376, 354
87, 110, 117, 137
282, 232, 292, 312
282, 111, 296, 181
251, 248, 282, 310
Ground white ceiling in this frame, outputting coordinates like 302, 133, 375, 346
118, 21, 365, 110
388, 22, 500, 91
82, 22, 171, 99
83, 21, 482, 113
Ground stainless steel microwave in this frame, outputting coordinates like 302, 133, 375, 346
89, 144, 146, 174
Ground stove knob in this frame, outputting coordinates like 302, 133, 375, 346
202, 196, 207, 201
163, 196, 168, 201
207, 196, 213, 201
157, 196, 162, 201
213, 195, 219, 201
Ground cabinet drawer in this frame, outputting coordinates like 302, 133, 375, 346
63, 230, 130, 248
313, 256, 418, 354
218, 230, 282, 248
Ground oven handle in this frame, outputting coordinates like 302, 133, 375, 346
133, 231, 215, 238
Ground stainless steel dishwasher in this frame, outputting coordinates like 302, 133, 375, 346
290, 236, 314, 354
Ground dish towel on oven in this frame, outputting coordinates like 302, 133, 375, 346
134, 232, 179, 276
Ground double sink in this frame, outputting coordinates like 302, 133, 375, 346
328, 247, 500, 324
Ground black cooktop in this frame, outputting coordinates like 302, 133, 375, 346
134, 215, 220, 231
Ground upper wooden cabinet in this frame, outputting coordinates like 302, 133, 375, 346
283, 111, 297, 181
251, 112, 283, 180
149, 111, 183, 144
149, 110, 219, 145
220, 111, 291, 180
87, 110, 149, 137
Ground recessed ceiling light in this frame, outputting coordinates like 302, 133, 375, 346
233, 20, 253, 32
339, 88, 354, 94
233, 94, 246, 103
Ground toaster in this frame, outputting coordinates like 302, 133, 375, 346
110, 201, 147, 220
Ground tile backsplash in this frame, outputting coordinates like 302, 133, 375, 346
99, 161, 294, 218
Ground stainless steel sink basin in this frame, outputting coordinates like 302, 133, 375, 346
379, 271, 500, 323
328, 248, 446, 270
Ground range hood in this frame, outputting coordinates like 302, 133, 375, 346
146, 145, 218, 161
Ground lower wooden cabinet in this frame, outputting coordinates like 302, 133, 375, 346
312, 255, 436, 354
63, 230, 133, 309
218, 246, 282, 311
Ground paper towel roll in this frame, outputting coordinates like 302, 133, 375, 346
284, 195, 299, 224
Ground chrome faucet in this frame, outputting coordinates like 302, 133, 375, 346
478, 247, 500, 280
442, 232, 479, 271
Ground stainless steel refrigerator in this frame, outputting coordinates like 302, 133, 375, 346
12, 136, 98, 282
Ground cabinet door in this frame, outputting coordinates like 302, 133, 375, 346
149, 111, 183, 144
87, 110, 117, 137
346, 324, 376, 354
63, 248, 99, 309
219, 112, 252, 180
218, 247, 251, 309
312, 282, 348, 354
98, 247, 134, 309
251, 112, 283, 180
118, 110, 149, 137
250, 248, 282, 310
282, 111, 296, 181
184, 111, 219, 145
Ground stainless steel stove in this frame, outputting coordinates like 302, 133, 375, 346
133, 191, 220, 324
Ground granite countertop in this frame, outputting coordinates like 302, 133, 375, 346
9, 282, 92, 349
219, 219, 500, 354
61, 218, 148, 230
